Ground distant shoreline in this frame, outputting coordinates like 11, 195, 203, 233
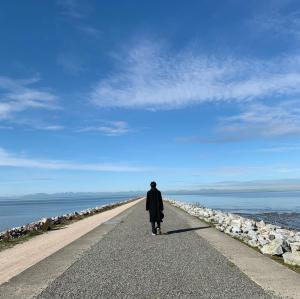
0, 196, 142, 250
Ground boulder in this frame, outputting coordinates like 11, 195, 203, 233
257, 236, 269, 247
283, 252, 300, 266
260, 239, 283, 256
248, 239, 259, 247
290, 242, 300, 253
40, 218, 53, 231
247, 230, 258, 241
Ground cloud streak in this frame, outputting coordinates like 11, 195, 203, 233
78, 121, 129, 136
0, 148, 145, 172
0, 75, 59, 120
219, 100, 300, 138
178, 100, 300, 143
90, 41, 300, 109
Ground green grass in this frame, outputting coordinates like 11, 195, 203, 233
0, 230, 43, 252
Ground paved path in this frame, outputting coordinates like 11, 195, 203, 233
36, 200, 276, 299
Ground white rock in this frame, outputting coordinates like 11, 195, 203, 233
257, 236, 269, 247
283, 252, 300, 266
290, 242, 300, 253
247, 230, 258, 240
260, 239, 284, 256
248, 239, 259, 247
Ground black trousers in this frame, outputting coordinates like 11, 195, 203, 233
151, 221, 161, 233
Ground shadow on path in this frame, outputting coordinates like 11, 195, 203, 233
166, 226, 210, 235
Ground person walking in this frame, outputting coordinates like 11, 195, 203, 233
146, 181, 164, 235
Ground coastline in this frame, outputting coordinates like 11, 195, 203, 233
0, 196, 142, 250
166, 199, 300, 271
0, 197, 144, 285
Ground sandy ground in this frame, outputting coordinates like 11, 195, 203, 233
0, 198, 143, 285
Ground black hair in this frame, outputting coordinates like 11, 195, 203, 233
150, 181, 157, 187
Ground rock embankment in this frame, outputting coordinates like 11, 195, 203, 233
0, 197, 139, 242
167, 199, 300, 267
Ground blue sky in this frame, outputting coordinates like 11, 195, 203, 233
1, 0, 300, 195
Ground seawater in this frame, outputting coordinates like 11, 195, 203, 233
0, 194, 139, 232
165, 191, 300, 230
2, 191, 300, 232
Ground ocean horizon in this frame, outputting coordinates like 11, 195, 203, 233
1, 190, 300, 232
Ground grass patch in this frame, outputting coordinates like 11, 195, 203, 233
0, 230, 43, 252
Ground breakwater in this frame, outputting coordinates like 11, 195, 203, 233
167, 199, 300, 267
0, 197, 140, 243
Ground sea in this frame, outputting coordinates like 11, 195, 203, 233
0, 193, 140, 232
165, 191, 300, 231
1, 191, 300, 232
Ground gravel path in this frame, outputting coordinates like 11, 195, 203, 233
37, 200, 276, 299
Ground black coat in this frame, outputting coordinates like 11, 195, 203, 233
146, 188, 164, 222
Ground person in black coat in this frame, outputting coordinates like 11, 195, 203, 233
146, 181, 164, 235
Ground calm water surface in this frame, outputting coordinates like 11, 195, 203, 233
0, 194, 139, 232
165, 191, 300, 230
1, 191, 300, 232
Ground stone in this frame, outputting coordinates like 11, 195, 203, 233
269, 234, 275, 240
248, 239, 259, 247
247, 230, 258, 241
260, 239, 284, 256
290, 242, 300, 253
257, 236, 269, 247
283, 252, 300, 266
40, 218, 53, 231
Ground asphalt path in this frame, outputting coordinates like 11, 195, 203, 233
37, 200, 276, 299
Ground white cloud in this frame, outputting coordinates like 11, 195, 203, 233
220, 100, 300, 138
0, 75, 58, 120
57, 0, 87, 19
0, 147, 145, 172
78, 121, 129, 136
90, 41, 300, 109
258, 145, 300, 153
40, 125, 65, 131
250, 1, 300, 40
177, 99, 300, 143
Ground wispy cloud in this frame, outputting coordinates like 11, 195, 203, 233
90, 41, 300, 110
178, 100, 300, 143
0, 75, 59, 120
219, 100, 300, 139
57, 0, 89, 19
57, 0, 100, 37
78, 121, 129, 136
0, 147, 145, 172
250, 0, 300, 40
39, 125, 64, 131
257, 145, 300, 153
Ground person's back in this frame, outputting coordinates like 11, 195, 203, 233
146, 181, 164, 235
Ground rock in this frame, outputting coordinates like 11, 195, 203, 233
40, 218, 53, 231
265, 223, 277, 231
290, 242, 300, 253
257, 236, 269, 247
3, 231, 12, 241
283, 252, 300, 266
256, 220, 266, 229
248, 239, 259, 247
260, 239, 284, 256
269, 234, 275, 240
247, 230, 258, 241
